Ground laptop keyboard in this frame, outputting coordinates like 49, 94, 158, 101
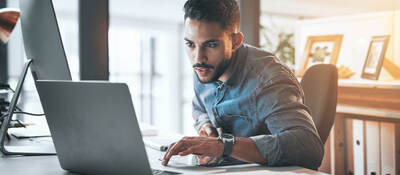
152, 169, 181, 175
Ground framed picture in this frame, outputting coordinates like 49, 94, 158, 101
361, 35, 390, 80
298, 34, 343, 76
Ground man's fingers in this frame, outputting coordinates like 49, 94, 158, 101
178, 145, 201, 156
162, 142, 181, 166
199, 129, 207, 137
207, 156, 219, 165
205, 127, 213, 136
163, 142, 176, 160
178, 148, 194, 156
209, 127, 219, 137
217, 127, 223, 136
162, 138, 189, 166
163, 142, 176, 158
161, 136, 219, 166
198, 156, 213, 165
199, 123, 218, 137
206, 126, 218, 137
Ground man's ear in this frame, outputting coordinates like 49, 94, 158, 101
232, 32, 244, 51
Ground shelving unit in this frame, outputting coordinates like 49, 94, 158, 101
320, 79, 400, 175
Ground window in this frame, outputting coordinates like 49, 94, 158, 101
109, 0, 193, 134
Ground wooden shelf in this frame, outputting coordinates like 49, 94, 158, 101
337, 105, 400, 121
338, 79, 400, 112
339, 79, 400, 89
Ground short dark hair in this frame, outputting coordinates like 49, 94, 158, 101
183, 0, 240, 32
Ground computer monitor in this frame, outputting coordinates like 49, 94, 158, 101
19, 0, 72, 81
0, 0, 72, 155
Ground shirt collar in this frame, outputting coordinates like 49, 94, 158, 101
224, 44, 248, 87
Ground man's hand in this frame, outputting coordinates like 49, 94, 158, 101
197, 123, 222, 165
197, 155, 220, 165
162, 136, 223, 166
198, 123, 219, 137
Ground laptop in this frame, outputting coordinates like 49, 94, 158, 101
35, 80, 181, 175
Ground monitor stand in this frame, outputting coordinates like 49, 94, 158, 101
0, 59, 56, 155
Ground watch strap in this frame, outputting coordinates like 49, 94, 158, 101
222, 139, 233, 158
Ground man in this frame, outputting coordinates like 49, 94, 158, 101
162, 0, 324, 170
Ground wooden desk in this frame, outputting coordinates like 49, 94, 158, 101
0, 153, 325, 175
320, 79, 400, 175
0, 135, 327, 175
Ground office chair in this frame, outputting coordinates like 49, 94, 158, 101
300, 64, 338, 144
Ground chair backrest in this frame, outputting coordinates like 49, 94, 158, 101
300, 64, 338, 144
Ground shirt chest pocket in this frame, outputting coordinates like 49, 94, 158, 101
214, 96, 255, 134
215, 107, 253, 136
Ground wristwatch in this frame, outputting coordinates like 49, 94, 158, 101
218, 133, 235, 158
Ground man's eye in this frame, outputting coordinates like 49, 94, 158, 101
207, 43, 218, 48
185, 42, 194, 47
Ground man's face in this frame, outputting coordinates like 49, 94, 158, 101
184, 19, 234, 83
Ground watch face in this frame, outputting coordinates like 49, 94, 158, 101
221, 133, 235, 143
222, 133, 234, 139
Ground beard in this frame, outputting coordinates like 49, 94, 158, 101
193, 58, 232, 84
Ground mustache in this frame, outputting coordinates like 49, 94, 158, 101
192, 62, 214, 69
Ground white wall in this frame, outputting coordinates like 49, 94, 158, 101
261, 0, 399, 19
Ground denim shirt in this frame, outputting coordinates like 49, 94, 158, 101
192, 44, 324, 170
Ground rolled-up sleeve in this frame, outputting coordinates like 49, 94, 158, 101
192, 94, 210, 132
249, 71, 324, 170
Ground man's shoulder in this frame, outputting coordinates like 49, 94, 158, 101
243, 44, 295, 84
244, 44, 280, 71
244, 44, 276, 60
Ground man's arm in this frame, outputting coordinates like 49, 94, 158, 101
249, 114, 324, 169
248, 68, 324, 170
162, 136, 266, 166
163, 93, 323, 169
228, 137, 266, 163
193, 93, 221, 138
164, 93, 265, 165
192, 94, 211, 132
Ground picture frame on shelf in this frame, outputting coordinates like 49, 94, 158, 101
297, 34, 343, 77
361, 35, 390, 80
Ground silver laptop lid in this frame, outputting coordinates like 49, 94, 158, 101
36, 80, 152, 175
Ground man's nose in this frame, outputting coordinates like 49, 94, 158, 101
195, 47, 207, 63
